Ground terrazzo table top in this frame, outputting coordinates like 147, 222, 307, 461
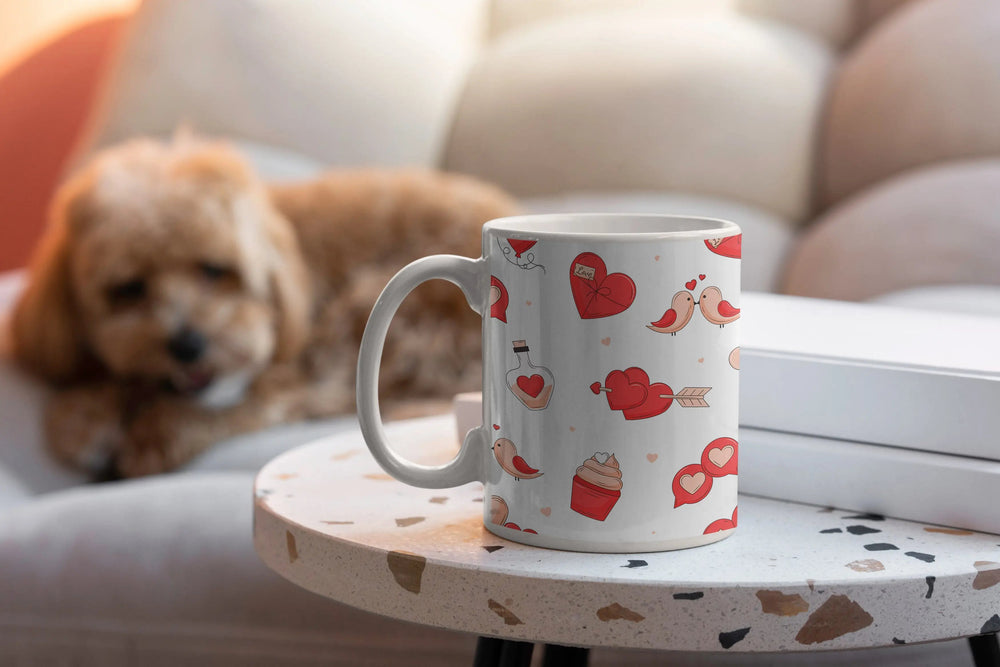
253, 415, 1000, 653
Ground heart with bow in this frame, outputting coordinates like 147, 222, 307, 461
569, 252, 636, 319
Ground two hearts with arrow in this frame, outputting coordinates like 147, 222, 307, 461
590, 367, 711, 420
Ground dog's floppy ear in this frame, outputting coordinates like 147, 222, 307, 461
10, 184, 91, 382
263, 209, 311, 362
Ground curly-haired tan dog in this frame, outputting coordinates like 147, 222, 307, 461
11, 137, 516, 477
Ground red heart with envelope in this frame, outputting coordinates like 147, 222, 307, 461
569, 252, 636, 319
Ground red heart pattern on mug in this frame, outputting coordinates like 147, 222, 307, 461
569, 252, 636, 319
591, 367, 709, 420
685, 279, 697, 290
517, 374, 545, 398
701, 437, 738, 477
704, 234, 741, 259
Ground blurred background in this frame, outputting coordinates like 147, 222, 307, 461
1, 2, 999, 665
2, 0, 999, 307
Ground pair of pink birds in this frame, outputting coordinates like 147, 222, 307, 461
648, 286, 740, 334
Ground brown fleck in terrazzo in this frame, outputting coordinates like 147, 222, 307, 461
924, 526, 974, 536
795, 594, 873, 645
396, 516, 426, 528
845, 559, 884, 573
331, 449, 360, 461
488, 599, 524, 625
756, 590, 810, 616
387, 551, 426, 594
365, 473, 395, 481
973, 561, 1000, 590
429, 496, 448, 504
286, 531, 298, 563
597, 602, 645, 623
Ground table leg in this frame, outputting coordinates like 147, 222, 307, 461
474, 637, 534, 667
499, 640, 534, 667
970, 633, 1000, 667
542, 643, 590, 666
474, 637, 503, 667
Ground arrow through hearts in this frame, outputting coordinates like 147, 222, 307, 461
589, 367, 710, 420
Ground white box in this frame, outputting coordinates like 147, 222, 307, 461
738, 426, 1000, 534
740, 293, 1000, 461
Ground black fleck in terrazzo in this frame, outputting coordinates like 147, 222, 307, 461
673, 592, 705, 600
254, 415, 1000, 655
719, 627, 751, 649
906, 551, 936, 563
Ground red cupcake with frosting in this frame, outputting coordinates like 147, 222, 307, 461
571, 452, 623, 521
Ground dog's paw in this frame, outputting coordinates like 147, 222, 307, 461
45, 387, 126, 478
113, 446, 171, 478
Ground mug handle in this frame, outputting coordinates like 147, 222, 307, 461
356, 254, 487, 488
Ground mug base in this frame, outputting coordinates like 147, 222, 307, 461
483, 523, 735, 553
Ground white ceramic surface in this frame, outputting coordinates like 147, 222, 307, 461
253, 416, 1000, 652
357, 214, 741, 552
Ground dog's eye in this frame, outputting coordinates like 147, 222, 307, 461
198, 262, 235, 281
106, 279, 146, 305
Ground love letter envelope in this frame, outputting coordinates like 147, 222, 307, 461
569, 252, 636, 319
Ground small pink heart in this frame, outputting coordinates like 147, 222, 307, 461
646, 453, 658, 463
699, 274, 706, 280
698, 357, 704, 363
492, 424, 500, 430
654, 255, 661, 261
540, 507, 552, 517
569, 426, 576, 432
601, 337, 611, 346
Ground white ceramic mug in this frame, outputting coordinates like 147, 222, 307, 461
357, 214, 741, 552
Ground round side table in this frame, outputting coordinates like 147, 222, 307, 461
253, 416, 1000, 666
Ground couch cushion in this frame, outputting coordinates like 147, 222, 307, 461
783, 159, 1000, 301
180, 417, 359, 474
821, 0, 1000, 206
487, 0, 858, 49
444, 10, 833, 222
521, 192, 794, 292
0, 472, 478, 666
80, 0, 489, 168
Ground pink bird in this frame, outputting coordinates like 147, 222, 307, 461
492, 438, 543, 480
647, 290, 695, 335
698, 286, 740, 327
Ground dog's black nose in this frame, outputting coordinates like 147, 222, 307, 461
166, 327, 207, 363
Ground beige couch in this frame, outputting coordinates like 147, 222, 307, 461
2, 0, 997, 664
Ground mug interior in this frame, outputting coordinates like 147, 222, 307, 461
484, 213, 739, 239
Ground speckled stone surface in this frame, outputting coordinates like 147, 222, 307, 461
253, 415, 1000, 653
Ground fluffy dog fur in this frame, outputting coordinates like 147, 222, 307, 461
11, 137, 517, 477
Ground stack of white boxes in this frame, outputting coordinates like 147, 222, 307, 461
739, 293, 1000, 533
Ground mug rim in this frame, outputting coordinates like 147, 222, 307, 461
483, 213, 740, 240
